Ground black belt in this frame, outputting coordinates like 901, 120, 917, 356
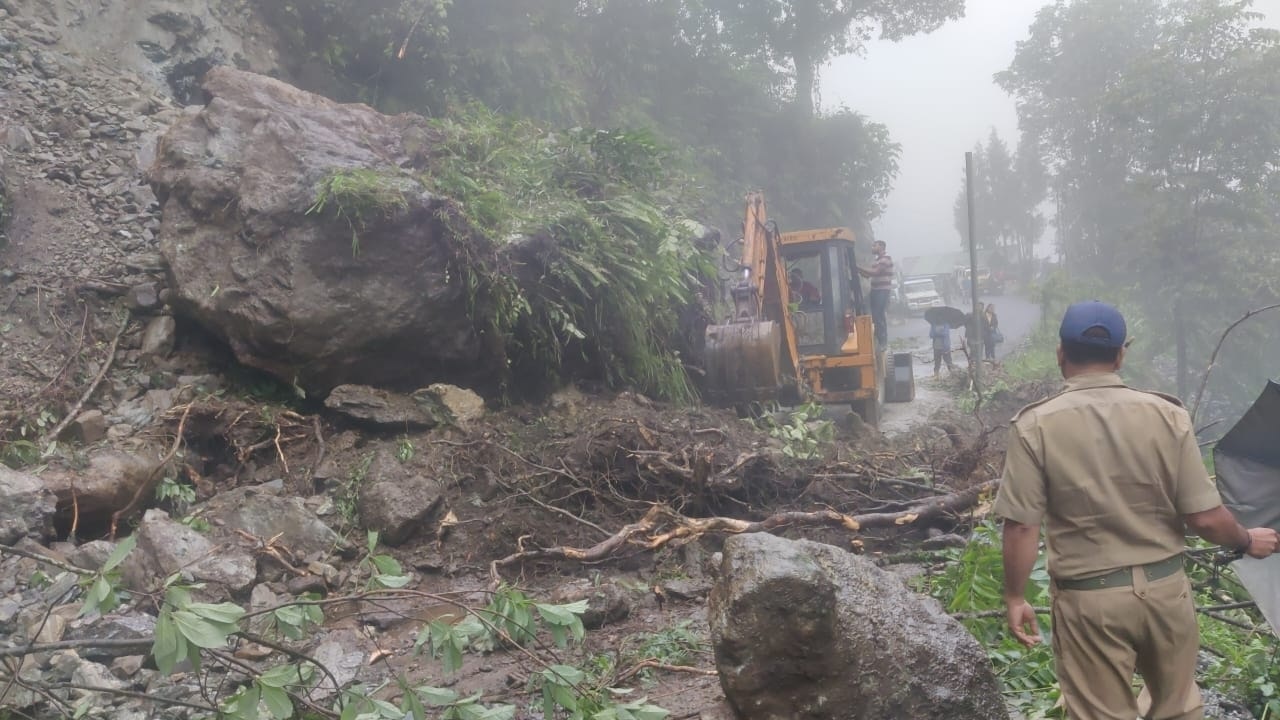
1056, 555, 1184, 591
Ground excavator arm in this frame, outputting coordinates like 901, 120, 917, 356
703, 192, 805, 407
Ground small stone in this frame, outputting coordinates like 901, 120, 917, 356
110, 655, 144, 679
286, 574, 326, 596
68, 409, 108, 444
127, 282, 160, 311
139, 315, 176, 357
68, 540, 116, 572
4, 124, 34, 152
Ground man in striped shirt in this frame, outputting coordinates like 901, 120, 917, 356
858, 240, 894, 347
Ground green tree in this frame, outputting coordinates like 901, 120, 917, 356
1000, 0, 1280, 407
701, 0, 966, 117
953, 129, 1046, 264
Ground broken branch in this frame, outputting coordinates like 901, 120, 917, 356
490, 480, 999, 585
40, 313, 129, 447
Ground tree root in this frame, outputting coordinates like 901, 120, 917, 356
490, 479, 998, 586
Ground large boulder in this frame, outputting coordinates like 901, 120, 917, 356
148, 67, 484, 394
0, 466, 56, 544
708, 533, 1008, 720
39, 450, 162, 518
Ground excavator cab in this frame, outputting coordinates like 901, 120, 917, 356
703, 192, 883, 425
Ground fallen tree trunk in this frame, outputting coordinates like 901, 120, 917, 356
489, 479, 998, 585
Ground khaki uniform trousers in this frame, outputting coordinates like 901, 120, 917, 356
1051, 570, 1203, 720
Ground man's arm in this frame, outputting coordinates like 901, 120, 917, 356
1002, 520, 1042, 646
1185, 505, 1279, 558
993, 424, 1047, 647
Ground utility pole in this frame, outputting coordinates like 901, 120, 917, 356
965, 152, 983, 393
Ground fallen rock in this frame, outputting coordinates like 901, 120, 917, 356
68, 535, 117, 568
709, 533, 1008, 720
309, 630, 365, 700
358, 449, 443, 546
121, 509, 257, 595
67, 409, 108, 444
149, 67, 482, 394
39, 450, 161, 519
139, 315, 176, 357
549, 579, 633, 630
202, 486, 344, 559
5, 124, 34, 152
64, 614, 155, 661
0, 466, 56, 544
110, 655, 145, 679
128, 282, 162, 311
325, 384, 439, 429
420, 383, 485, 426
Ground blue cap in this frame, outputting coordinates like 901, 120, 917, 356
1059, 301, 1127, 348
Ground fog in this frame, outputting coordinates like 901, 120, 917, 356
823, 0, 1280, 260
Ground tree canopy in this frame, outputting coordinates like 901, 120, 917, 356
1001, 0, 1280, 409
259, 0, 918, 235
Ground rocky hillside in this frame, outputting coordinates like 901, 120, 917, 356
0, 4, 1104, 720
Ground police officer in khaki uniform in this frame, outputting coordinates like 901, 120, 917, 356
995, 301, 1279, 720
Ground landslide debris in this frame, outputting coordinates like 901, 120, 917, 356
149, 67, 716, 401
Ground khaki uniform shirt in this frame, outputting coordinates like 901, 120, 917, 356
993, 372, 1223, 579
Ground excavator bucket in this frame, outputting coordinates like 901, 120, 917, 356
703, 320, 784, 406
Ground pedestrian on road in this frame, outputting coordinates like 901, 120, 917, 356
857, 240, 893, 348
995, 301, 1279, 720
929, 319, 955, 375
983, 303, 1000, 361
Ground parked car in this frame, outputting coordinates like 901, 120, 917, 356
900, 277, 944, 316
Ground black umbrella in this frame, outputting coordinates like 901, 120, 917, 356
924, 306, 968, 328
1213, 380, 1280, 631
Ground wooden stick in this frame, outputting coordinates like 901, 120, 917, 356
40, 313, 129, 448
110, 404, 192, 539
1189, 303, 1280, 424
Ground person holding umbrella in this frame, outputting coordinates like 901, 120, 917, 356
924, 306, 963, 376
996, 301, 1279, 720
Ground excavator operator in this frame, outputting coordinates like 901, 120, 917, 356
789, 268, 822, 308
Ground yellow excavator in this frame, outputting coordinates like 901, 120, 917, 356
704, 192, 885, 424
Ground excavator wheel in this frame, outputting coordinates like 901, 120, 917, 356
703, 320, 784, 407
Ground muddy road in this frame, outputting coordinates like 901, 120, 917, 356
878, 293, 1041, 435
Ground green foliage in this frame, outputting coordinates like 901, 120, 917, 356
308, 169, 414, 256
395, 436, 414, 463
953, 129, 1046, 264
700, 0, 964, 116
337, 452, 373, 531
620, 620, 707, 682
1, 408, 56, 468
921, 522, 1061, 718
1001, 0, 1280, 409
415, 686, 516, 720
359, 531, 411, 590
416, 585, 588, 672
155, 475, 196, 507
753, 401, 834, 459
154, 579, 245, 674
222, 662, 317, 720
78, 534, 136, 618
426, 107, 714, 402
264, 594, 325, 641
